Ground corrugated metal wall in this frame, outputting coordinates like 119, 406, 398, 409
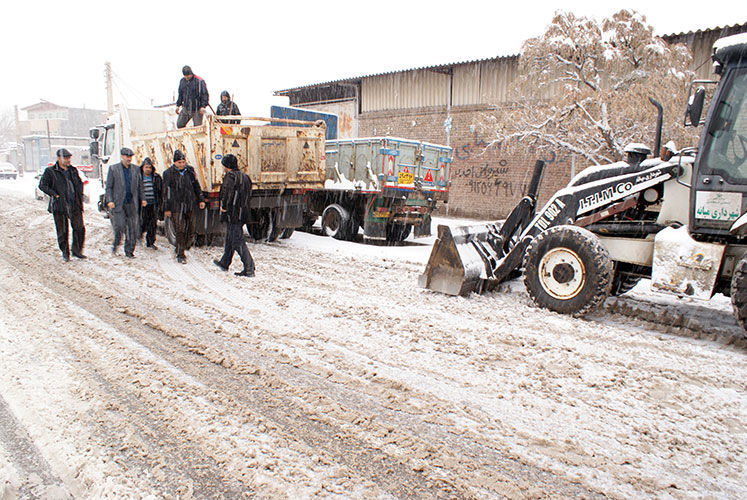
361, 58, 520, 112
362, 70, 450, 112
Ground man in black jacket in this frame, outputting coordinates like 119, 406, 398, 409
176, 65, 209, 129
216, 90, 240, 124
139, 157, 163, 249
213, 154, 255, 277
38, 149, 86, 261
162, 150, 205, 263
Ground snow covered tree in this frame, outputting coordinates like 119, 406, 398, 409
487, 10, 698, 165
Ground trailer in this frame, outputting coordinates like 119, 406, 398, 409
304, 137, 452, 242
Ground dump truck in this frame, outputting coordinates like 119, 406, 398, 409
89, 107, 326, 244
420, 32, 747, 334
303, 137, 452, 242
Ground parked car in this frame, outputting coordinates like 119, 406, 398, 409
34, 163, 90, 203
0, 162, 18, 180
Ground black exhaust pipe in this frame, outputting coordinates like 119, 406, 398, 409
648, 97, 663, 155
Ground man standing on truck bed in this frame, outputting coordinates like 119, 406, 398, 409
213, 154, 255, 277
175, 65, 209, 129
106, 148, 146, 258
216, 90, 240, 124
163, 150, 205, 264
38, 148, 86, 261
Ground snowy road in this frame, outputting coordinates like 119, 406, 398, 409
0, 177, 745, 499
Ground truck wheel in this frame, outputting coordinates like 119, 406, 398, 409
730, 255, 747, 334
248, 209, 273, 241
165, 216, 177, 246
322, 204, 352, 240
280, 228, 294, 239
524, 225, 613, 316
610, 271, 641, 296
386, 223, 412, 242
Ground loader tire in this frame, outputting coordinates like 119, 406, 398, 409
610, 272, 641, 296
322, 204, 353, 240
524, 225, 613, 316
729, 255, 747, 335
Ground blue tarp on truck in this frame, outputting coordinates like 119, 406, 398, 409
271, 106, 338, 141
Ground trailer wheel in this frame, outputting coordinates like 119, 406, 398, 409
729, 255, 747, 335
524, 225, 613, 316
386, 223, 412, 242
322, 204, 353, 240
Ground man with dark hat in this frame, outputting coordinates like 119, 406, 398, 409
176, 65, 209, 129
139, 157, 163, 249
213, 154, 255, 277
162, 150, 205, 264
216, 90, 240, 125
105, 147, 146, 258
38, 148, 86, 261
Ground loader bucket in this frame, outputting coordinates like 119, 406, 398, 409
419, 160, 547, 297
418, 223, 502, 296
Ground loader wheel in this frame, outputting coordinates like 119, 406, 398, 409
610, 270, 642, 296
524, 225, 613, 316
729, 255, 747, 335
322, 204, 353, 240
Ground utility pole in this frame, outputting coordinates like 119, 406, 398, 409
14, 105, 23, 176
105, 62, 113, 114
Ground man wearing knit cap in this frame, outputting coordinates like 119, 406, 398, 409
162, 150, 205, 263
139, 157, 163, 249
213, 154, 255, 277
106, 147, 146, 258
38, 148, 86, 261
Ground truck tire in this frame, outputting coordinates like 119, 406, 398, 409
730, 255, 747, 334
248, 209, 273, 241
523, 225, 613, 316
165, 215, 196, 248
280, 228, 294, 239
386, 223, 412, 242
322, 204, 353, 240
610, 271, 641, 296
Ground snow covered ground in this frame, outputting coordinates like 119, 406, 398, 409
0, 174, 745, 499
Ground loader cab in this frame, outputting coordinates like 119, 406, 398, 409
690, 34, 747, 237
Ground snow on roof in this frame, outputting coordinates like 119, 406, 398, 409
713, 32, 747, 54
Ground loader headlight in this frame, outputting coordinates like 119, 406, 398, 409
643, 188, 659, 203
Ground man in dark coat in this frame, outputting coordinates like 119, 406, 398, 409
176, 65, 209, 129
162, 150, 205, 264
139, 157, 163, 249
38, 148, 86, 261
213, 154, 255, 277
216, 90, 240, 124
106, 147, 146, 258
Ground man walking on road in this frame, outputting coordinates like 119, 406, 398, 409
175, 65, 209, 129
106, 147, 146, 258
213, 154, 255, 277
38, 148, 86, 261
163, 150, 205, 264
140, 157, 163, 250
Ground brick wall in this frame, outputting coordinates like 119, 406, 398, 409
359, 106, 576, 219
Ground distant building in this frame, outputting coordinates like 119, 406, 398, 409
19, 100, 106, 172
276, 22, 747, 219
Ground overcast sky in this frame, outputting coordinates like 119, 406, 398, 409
2, 0, 744, 117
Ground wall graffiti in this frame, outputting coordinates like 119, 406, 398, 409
454, 131, 568, 166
